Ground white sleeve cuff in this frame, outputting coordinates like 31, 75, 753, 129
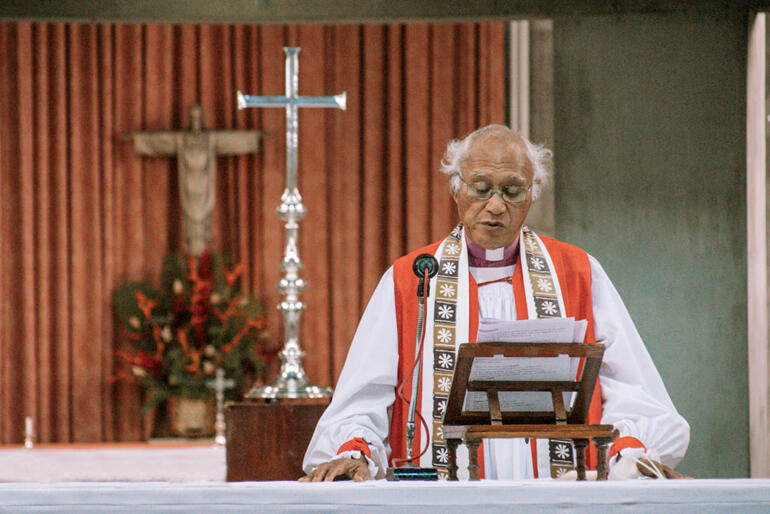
608, 447, 666, 480
336, 450, 379, 479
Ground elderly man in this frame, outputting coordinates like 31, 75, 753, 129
301, 125, 689, 482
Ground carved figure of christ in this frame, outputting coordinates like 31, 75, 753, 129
127, 104, 262, 255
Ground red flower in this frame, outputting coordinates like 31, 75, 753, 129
117, 350, 162, 378
214, 293, 244, 323
135, 291, 158, 321
220, 317, 269, 355
191, 285, 212, 320
185, 253, 215, 348
136, 351, 162, 377
171, 296, 187, 316
190, 281, 212, 347
197, 251, 213, 281
224, 262, 246, 287
193, 323, 206, 347
186, 350, 202, 375
177, 329, 191, 353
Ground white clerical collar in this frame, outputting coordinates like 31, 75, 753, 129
465, 233, 519, 267
485, 247, 504, 261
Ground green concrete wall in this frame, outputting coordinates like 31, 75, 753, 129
554, 12, 749, 477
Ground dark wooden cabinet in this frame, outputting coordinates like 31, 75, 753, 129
225, 399, 330, 481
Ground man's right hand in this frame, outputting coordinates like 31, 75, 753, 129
298, 457, 372, 482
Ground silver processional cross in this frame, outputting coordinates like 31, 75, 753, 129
237, 47, 345, 399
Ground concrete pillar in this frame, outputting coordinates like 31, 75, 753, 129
554, 9, 749, 477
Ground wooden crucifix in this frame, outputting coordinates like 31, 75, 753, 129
125, 104, 262, 255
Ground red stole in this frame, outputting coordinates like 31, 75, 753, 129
391, 235, 602, 473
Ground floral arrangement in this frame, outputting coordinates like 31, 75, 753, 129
112, 251, 271, 410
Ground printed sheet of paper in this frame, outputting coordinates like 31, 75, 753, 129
468, 354, 572, 382
463, 391, 573, 413
464, 318, 589, 412
476, 317, 577, 344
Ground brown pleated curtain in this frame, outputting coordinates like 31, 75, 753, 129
0, 21, 505, 443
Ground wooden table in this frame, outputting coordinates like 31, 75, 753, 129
225, 398, 329, 481
443, 342, 617, 481
443, 424, 618, 481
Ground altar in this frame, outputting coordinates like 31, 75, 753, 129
1, 444, 769, 513
1, 477, 769, 512
0, 443, 225, 483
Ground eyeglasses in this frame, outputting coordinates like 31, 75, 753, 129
457, 175, 532, 204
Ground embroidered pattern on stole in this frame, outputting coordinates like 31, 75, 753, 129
430, 224, 463, 478
427, 225, 575, 479
520, 226, 575, 478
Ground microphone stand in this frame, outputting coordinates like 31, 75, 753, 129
386, 255, 439, 481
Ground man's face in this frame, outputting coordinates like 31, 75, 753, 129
452, 133, 534, 249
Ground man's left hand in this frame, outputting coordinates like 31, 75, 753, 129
636, 457, 691, 479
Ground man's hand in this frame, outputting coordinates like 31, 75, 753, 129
610, 447, 691, 480
298, 457, 372, 482
636, 457, 691, 479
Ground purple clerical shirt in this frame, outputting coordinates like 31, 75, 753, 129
465, 233, 519, 268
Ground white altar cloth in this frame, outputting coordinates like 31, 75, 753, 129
1, 446, 767, 512
1, 479, 769, 513
0, 445, 225, 482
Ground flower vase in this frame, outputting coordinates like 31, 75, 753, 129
167, 396, 215, 438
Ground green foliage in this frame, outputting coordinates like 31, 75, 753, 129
112, 251, 270, 408
113, 281, 161, 325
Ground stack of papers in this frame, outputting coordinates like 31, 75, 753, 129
476, 317, 587, 345
463, 318, 587, 413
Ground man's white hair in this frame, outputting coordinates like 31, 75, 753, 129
439, 124, 553, 201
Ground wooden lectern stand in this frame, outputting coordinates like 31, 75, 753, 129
442, 342, 618, 481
